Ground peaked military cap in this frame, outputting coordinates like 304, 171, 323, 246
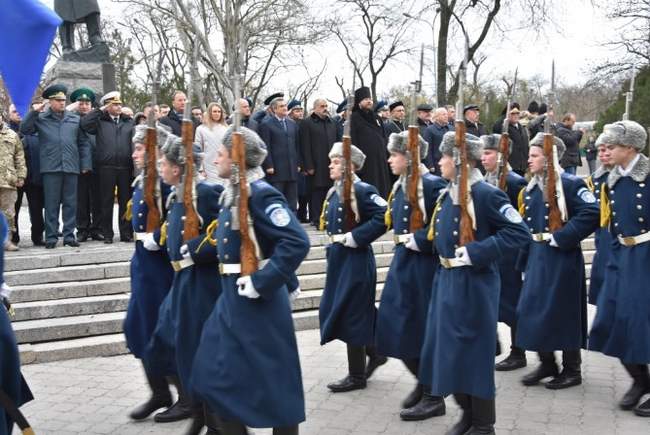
70, 87, 96, 104
463, 104, 480, 113
336, 100, 347, 114
387, 131, 428, 161
440, 131, 483, 161
287, 99, 302, 111
42, 84, 68, 100
100, 91, 122, 106
264, 92, 284, 106
329, 142, 366, 170
374, 100, 388, 112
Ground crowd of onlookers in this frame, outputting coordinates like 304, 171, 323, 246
0, 84, 587, 251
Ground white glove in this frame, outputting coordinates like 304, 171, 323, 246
549, 235, 559, 248
0, 282, 12, 299
343, 232, 358, 248
180, 244, 191, 260
454, 246, 473, 266
521, 272, 526, 281
404, 234, 420, 252
142, 233, 160, 251
289, 287, 301, 302
237, 276, 261, 299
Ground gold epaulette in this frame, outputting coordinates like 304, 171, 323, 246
196, 219, 219, 253
123, 199, 133, 221
384, 190, 394, 229
600, 184, 611, 229
585, 176, 595, 192
160, 221, 168, 246
319, 199, 328, 231
517, 187, 526, 216
427, 193, 445, 241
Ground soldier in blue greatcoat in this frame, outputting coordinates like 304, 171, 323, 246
589, 121, 650, 417
516, 133, 599, 391
375, 131, 447, 421
191, 126, 309, 435
148, 133, 224, 435
318, 142, 388, 393
0, 214, 33, 435
480, 134, 529, 372
585, 132, 614, 305
122, 124, 185, 422
419, 132, 530, 435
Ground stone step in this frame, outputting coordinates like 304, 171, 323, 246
11, 294, 130, 322
4, 245, 134, 272
12, 311, 125, 344
5, 262, 130, 286
10, 277, 130, 304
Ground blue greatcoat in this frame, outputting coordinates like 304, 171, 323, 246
586, 168, 612, 305
516, 173, 600, 352
375, 173, 447, 359
148, 181, 223, 392
590, 155, 650, 363
123, 179, 174, 361
0, 215, 33, 435
419, 178, 530, 400
191, 180, 310, 428
492, 171, 528, 326
319, 180, 387, 347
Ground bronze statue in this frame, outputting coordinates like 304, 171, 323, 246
54, 0, 105, 56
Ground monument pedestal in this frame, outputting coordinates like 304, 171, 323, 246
45, 60, 116, 97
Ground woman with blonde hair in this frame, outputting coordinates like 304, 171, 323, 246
195, 102, 228, 182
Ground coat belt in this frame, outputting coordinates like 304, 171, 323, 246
219, 258, 270, 275
134, 232, 148, 241
439, 256, 468, 269
393, 233, 412, 245
171, 257, 194, 272
618, 232, 650, 247
531, 232, 552, 242
328, 234, 346, 244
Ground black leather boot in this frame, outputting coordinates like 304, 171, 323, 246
129, 367, 173, 420
546, 350, 582, 390
220, 419, 250, 435
273, 425, 299, 435
204, 405, 223, 434
154, 375, 193, 422
402, 384, 424, 409
496, 325, 526, 371
327, 345, 367, 392
621, 363, 650, 410
183, 406, 205, 435
365, 345, 388, 380
400, 388, 446, 421
522, 352, 559, 386
466, 396, 495, 435
445, 394, 472, 435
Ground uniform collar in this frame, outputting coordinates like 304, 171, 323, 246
608, 153, 649, 187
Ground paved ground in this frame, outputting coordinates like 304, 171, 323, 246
18, 326, 650, 435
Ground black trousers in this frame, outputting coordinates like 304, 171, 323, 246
309, 186, 328, 226
539, 350, 581, 374
77, 171, 102, 235
270, 181, 298, 213
23, 183, 44, 243
98, 166, 133, 240
12, 186, 24, 243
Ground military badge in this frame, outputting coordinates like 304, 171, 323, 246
371, 194, 387, 207
269, 206, 291, 227
577, 187, 596, 204
500, 204, 523, 223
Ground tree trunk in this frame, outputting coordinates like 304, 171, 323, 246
437, 3, 453, 106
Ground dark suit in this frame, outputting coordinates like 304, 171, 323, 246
159, 110, 200, 137
259, 116, 300, 212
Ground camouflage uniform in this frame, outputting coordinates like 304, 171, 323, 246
0, 126, 27, 234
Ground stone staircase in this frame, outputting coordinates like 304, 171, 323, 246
6, 226, 596, 365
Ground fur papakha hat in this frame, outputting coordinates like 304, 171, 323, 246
480, 133, 511, 154
161, 134, 203, 169
439, 131, 483, 161
132, 123, 172, 147
386, 131, 428, 161
602, 120, 647, 152
221, 126, 268, 168
329, 142, 366, 170
529, 132, 566, 160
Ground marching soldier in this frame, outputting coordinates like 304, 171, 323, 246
191, 126, 309, 435
419, 132, 530, 435
148, 133, 224, 434
585, 133, 614, 305
516, 133, 599, 390
589, 121, 650, 417
123, 124, 182, 422
480, 134, 528, 371
375, 131, 447, 420
0, 213, 34, 435
319, 142, 388, 393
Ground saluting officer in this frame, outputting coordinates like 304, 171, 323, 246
319, 142, 388, 393
420, 132, 530, 435
375, 131, 447, 421
585, 132, 614, 305
480, 134, 529, 371
516, 133, 599, 390
589, 121, 650, 417
148, 133, 224, 434
191, 126, 309, 435
122, 124, 180, 421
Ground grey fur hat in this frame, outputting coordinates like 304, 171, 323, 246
595, 131, 614, 148
602, 120, 647, 151
160, 134, 203, 169
529, 132, 566, 160
480, 134, 511, 154
386, 131, 429, 161
221, 126, 268, 168
329, 142, 366, 170
132, 123, 172, 147
439, 131, 483, 161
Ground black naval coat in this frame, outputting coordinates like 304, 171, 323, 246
54, 0, 100, 22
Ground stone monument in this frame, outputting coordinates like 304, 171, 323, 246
44, 0, 116, 96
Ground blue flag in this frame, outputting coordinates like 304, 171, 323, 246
0, 0, 62, 116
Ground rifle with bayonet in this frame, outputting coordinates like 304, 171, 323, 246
455, 34, 474, 245
497, 68, 518, 191
144, 55, 165, 232
623, 67, 636, 121
407, 48, 425, 232
342, 90, 356, 232
543, 115, 563, 231
181, 44, 200, 241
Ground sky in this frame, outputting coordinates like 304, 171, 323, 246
40, 0, 624, 102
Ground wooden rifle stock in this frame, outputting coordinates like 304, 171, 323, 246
543, 133, 563, 231
144, 127, 161, 232
497, 132, 510, 191
407, 126, 424, 232
455, 120, 475, 245
232, 131, 258, 275
342, 135, 356, 232
181, 119, 200, 241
